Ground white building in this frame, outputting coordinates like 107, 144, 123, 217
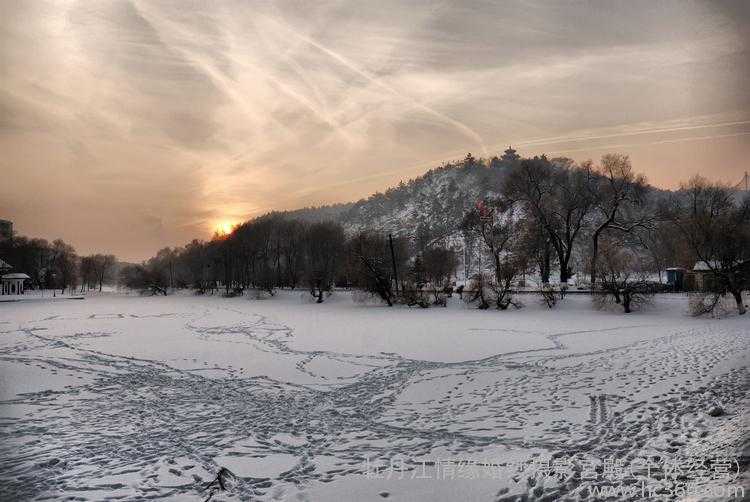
2, 272, 30, 295
0, 258, 31, 295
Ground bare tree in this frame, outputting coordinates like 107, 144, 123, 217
422, 246, 458, 304
487, 253, 526, 310
180, 240, 210, 291
402, 254, 430, 307
304, 222, 344, 303
279, 219, 306, 289
594, 239, 654, 313
587, 154, 650, 287
51, 239, 78, 294
518, 217, 556, 285
635, 221, 691, 284
90, 254, 116, 292
663, 176, 750, 314
461, 199, 525, 309
346, 232, 397, 306
504, 156, 596, 283
539, 284, 565, 308
233, 217, 277, 296
118, 263, 167, 295
465, 272, 492, 309
79, 255, 96, 292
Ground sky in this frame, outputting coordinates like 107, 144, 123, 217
1, 0, 749, 261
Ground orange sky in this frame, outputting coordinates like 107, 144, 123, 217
1, 0, 749, 261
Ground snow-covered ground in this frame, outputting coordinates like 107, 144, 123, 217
0, 292, 747, 501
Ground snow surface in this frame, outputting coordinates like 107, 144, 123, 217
0, 291, 747, 501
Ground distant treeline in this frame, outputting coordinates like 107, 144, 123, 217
121, 219, 414, 305
0, 233, 116, 294
127, 152, 750, 315
2, 151, 746, 314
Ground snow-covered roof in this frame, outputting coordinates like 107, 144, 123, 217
1, 273, 30, 280
692, 259, 750, 271
0, 258, 11, 270
692, 261, 720, 271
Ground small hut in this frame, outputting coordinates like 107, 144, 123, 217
665, 267, 686, 291
685, 261, 721, 291
685, 260, 750, 291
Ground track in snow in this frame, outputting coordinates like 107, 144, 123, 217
0, 298, 747, 501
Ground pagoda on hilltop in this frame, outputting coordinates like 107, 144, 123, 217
501, 146, 520, 162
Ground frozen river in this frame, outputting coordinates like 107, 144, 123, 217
0, 292, 747, 501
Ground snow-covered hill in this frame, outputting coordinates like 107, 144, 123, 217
286, 155, 513, 244
281, 155, 746, 256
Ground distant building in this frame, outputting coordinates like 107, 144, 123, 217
685, 260, 750, 291
0, 220, 12, 241
665, 267, 686, 291
684, 261, 715, 291
0, 258, 32, 295
489, 146, 521, 169
1, 257, 28, 295
501, 146, 520, 163
1, 273, 30, 295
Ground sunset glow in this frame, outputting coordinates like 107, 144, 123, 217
215, 221, 236, 236
1, 1, 748, 261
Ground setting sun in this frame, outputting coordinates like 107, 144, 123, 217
215, 221, 236, 236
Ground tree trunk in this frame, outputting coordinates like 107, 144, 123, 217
622, 292, 631, 313
559, 265, 569, 284
731, 290, 746, 315
558, 246, 571, 284
590, 232, 601, 288
477, 288, 488, 309
539, 244, 551, 284
384, 293, 393, 307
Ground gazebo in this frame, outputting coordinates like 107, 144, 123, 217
1, 273, 30, 295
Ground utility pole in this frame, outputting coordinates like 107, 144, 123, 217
388, 233, 399, 295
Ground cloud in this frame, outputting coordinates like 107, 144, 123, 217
0, 0, 748, 260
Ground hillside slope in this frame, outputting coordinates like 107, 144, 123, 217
286, 154, 513, 244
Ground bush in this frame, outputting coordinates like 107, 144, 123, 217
352, 289, 388, 305
539, 285, 562, 308
688, 292, 736, 318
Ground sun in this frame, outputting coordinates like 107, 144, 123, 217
215, 221, 236, 236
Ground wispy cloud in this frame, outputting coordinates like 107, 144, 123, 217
1, 0, 748, 260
